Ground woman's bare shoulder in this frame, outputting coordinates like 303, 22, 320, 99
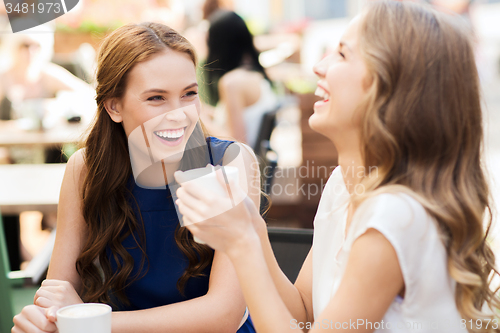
65, 148, 88, 190
219, 69, 264, 106
220, 68, 263, 88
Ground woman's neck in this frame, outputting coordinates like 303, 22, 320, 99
329, 130, 364, 196
338, 152, 364, 196
135, 160, 181, 188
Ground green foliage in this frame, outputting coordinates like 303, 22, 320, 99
285, 78, 317, 94
55, 20, 122, 34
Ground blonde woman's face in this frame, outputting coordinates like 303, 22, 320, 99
310, 16, 371, 141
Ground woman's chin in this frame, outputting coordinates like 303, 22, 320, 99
160, 152, 184, 165
308, 114, 323, 133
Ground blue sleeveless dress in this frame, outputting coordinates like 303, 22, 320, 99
109, 137, 255, 332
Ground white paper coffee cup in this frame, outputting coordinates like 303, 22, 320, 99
56, 303, 111, 333
175, 165, 239, 244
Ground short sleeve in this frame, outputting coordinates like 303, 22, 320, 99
345, 193, 437, 304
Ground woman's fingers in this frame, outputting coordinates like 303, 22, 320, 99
35, 287, 59, 301
34, 286, 66, 308
34, 296, 50, 308
34, 280, 83, 310
176, 188, 208, 213
46, 306, 59, 322
174, 174, 210, 200
13, 305, 57, 332
176, 199, 206, 226
11, 318, 46, 333
176, 186, 226, 222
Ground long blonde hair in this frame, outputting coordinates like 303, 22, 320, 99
354, 1, 499, 331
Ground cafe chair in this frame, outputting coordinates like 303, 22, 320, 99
253, 106, 281, 198
267, 227, 313, 283
0, 212, 55, 333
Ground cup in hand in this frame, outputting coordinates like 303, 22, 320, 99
56, 303, 111, 333
174, 165, 240, 244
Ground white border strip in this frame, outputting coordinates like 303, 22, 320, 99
60, 0, 68, 14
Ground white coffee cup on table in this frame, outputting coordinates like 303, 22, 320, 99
56, 303, 111, 333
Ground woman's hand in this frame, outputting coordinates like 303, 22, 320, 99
34, 279, 83, 310
175, 169, 262, 257
12, 305, 57, 333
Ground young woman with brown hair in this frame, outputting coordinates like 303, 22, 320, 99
176, 1, 500, 332
11, 22, 258, 333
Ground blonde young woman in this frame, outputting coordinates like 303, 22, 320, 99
176, 1, 500, 332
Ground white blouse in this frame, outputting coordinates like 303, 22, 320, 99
312, 166, 467, 332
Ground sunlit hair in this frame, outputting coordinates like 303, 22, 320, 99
78, 22, 214, 306
353, 1, 500, 331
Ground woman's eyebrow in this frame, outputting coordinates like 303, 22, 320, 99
339, 41, 352, 53
141, 83, 198, 95
183, 83, 198, 90
141, 88, 167, 95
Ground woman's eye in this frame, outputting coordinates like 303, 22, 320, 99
147, 95, 164, 101
184, 91, 198, 97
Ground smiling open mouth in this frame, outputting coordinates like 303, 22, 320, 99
154, 127, 186, 142
315, 86, 330, 102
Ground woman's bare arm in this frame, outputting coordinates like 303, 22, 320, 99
309, 229, 403, 333
46, 149, 87, 292
225, 228, 403, 333
228, 142, 313, 324
43, 63, 93, 95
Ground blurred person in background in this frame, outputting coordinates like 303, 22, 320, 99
182, 0, 234, 61
202, 0, 232, 21
202, 11, 278, 149
0, 22, 91, 121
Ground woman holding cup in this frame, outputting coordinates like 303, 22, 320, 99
12, 23, 258, 333
176, 1, 500, 332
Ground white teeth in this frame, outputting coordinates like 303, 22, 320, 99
315, 87, 330, 101
155, 127, 185, 139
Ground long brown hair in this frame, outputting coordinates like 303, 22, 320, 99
352, 2, 500, 331
77, 22, 214, 306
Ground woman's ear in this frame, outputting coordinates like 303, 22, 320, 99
104, 98, 123, 123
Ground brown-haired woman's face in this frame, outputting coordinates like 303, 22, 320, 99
105, 49, 200, 164
311, 16, 371, 141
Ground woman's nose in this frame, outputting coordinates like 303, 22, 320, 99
164, 106, 187, 122
313, 57, 329, 78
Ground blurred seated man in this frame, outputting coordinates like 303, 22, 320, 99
0, 22, 92, 121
